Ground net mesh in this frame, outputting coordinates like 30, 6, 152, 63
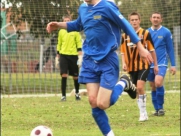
1, 0, 180, 95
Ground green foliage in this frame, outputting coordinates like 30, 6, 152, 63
1, 93, 180, 136
3, 0, 180, 37
4, 0, 83, 37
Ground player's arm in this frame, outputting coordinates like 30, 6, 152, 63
146, 32, 158, 74
76, 32, 83, 67
150, 50, 158, 74
47, 11, 82, 33
120, 36, 127, 71
121, 54, 127, 72
105, 6, 153, 63
47, 22, 67, 33
165, 30, 176, 75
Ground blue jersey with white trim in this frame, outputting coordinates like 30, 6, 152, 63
67, 0, 140, 61
148, 26, 176, 67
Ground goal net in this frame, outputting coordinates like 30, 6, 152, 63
1, 0, 180, 96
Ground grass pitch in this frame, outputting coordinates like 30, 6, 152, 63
1, 92, 180, 136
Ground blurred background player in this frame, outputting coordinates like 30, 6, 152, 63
147, 12, 176, 116
120, 11, 158, 121
56, 15, 82, 101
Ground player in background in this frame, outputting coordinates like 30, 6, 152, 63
147, 12, 176, 116
47, 0, 153, 135
120, 12, 158, 121
56, 15, 82, 101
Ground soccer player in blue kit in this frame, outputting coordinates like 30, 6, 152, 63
47, 0, 153, 135
147, 12, 176, 116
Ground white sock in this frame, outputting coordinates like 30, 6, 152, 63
137, 94, 147, 114
116, 81, 126, 88
106, 130, 115, 136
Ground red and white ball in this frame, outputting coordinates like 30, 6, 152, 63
30, 125, 53, 136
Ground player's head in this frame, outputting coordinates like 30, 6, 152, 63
62, 15, 72, 22
128, 12, 141, 30
150, 12, 162, 28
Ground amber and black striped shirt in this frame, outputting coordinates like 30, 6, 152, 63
120, 28, 155, 72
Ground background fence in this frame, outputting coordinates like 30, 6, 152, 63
1, 0, 180, 95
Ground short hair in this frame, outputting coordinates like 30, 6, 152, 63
128, 12, 141, 20
62, 14, 72, 20
151, 12, 162, 18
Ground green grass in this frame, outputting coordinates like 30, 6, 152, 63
1, 92, 180, 136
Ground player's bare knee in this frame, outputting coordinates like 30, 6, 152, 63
88, 96, 97, 107
155, 82, 163, 88
97, 101, 109, 110
149, 82, 156, 90
136, 86, 144, 93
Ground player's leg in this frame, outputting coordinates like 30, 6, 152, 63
147, 68, 158, 115
135, 69, 149, 121
78, 55, 114, 136
154, 66, 167, 116
60, 54, 68, 101
68, 55, 81, 100
87, 83, 114, 136
97, 51, 136, 107
73, 76, 81, 100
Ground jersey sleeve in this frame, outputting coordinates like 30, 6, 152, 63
165, 30, 176, 66
105, 4, 140, 44
67, 6, 83, 32
67, 16, 83, 32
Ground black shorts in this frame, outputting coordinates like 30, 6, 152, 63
59, 54, 79, 77
129, 69, 150, 85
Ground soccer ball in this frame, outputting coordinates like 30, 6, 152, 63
30, 125, 53, 136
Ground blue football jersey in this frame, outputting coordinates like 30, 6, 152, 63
67, 0, 140, 61
148, 26, 176, 67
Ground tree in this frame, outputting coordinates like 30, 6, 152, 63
3, 0, 83, 38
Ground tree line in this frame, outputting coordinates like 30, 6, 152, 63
1, 0, 180, 38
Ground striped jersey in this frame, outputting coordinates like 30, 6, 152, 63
57, 29, 82, 55
120, 28, 155, 72
148, 26, 176, 67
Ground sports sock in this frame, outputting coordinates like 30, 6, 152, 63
73, 79, 79, 94
110, 81, 125, 106
156, 86, 164, 110
106, 130, 115, 136
92, 107, 111, 135
151, 91, 158, 111
137, 94, 147, 114
61, 77, 67, 96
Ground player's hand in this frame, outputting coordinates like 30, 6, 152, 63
139, 48, 153, 64
154, 65, 158, 75
77, 55, 83, 68
170, 67, 176, 75
137, 42, 153, 64
122, 63, 127, 71
46, 22, 60, 33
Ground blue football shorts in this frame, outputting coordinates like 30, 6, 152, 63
78, 51, 119, 90
147, 66, 167, 82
